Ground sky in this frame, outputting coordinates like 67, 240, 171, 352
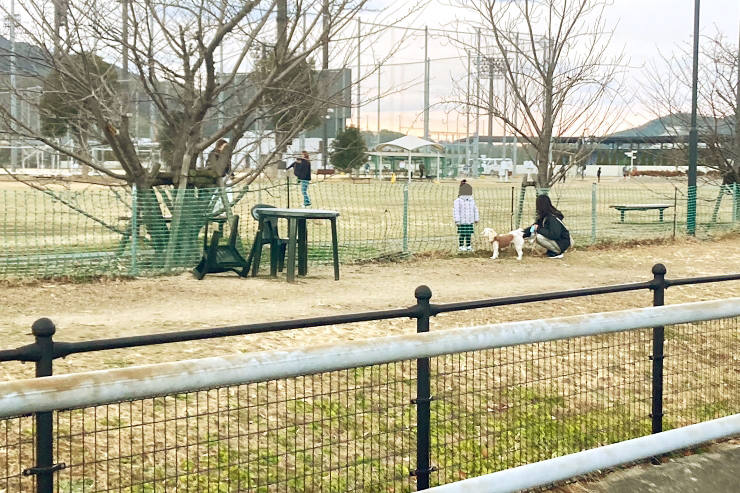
354, 0, 740, 139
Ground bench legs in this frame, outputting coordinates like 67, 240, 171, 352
617, 208, 669, 223
286, 218, 298, 283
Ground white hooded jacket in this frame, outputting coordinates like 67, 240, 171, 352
453, 195, 480, 225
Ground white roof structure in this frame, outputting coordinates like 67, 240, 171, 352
371, 136, 445, 182
374, 135, 445, 153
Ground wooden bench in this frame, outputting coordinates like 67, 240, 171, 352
610, 204, 672, 223
316, 169, 335, 176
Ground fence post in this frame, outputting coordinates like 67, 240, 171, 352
591, 183, 597, 244
24, 318, 64, 492
412, 285, 434, 490
286, 176, 291, 209
403, 184, 409, 254
510, 186, 515, 232
733, 183, 738, 226
514, 186, 527, 229
131, 184, 138, 276
650, 264, 667, 435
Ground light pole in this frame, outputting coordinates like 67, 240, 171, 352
479, 55, 505, 164
7, 0, 18, 171
687, 0, 700, 235
321, 0, 329, 170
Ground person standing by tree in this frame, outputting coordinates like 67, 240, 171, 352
287, 151, 312, 207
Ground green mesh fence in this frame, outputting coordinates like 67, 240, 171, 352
0, 179, 737, 279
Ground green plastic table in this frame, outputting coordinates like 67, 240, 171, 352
252, 208, 340, 282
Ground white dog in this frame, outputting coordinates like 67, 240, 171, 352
481, 228, 525, 260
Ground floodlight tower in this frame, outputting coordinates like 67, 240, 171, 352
478, 56, 506, 162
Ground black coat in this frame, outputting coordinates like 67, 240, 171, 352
526, 214, 571, 253
287, 158, 311, 181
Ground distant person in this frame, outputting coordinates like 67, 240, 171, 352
205, 139, 231, 178
522, 194, 571, 259
287, 151, 312, 207
453, 179, 479, 252
419, 163, 426, 179
597, 166, 602, 183
498, 163, 508, 182
205, 139, 232, 213
559, 164, 567, 183
622, 165, 630, 181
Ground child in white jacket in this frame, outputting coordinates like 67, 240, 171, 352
453, 180, 480, 251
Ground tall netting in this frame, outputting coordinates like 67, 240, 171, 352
1, 180, 738, 279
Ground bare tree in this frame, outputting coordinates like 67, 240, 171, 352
447, 0, 628, 188
642, 29, 740, 185
0, 0, 417, 268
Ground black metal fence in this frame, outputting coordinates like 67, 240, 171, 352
2, 264, 740, 492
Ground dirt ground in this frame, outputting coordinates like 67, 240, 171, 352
2, 234, 740, 381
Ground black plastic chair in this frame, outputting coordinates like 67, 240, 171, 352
193, 215, 250, 279
245, 204, 288, 276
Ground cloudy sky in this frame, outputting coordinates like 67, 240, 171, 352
355, 0, 740, 138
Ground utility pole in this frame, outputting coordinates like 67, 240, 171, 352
53, 0, 63, 55
466, 50, 471, 175
321, 0, 329, 169
9, 0, 18, 171
512, 34, 519, 176
149, 5, 156, 145
687, 0, 700, 235
735, 13, 740, 187
298, 12, 307, 152
474, 28, 481, 177
487, 61, 493, 151
121, 0, 129, 135
275, 0, 288, 168
357, 18, 361, 129
377, 66, 381, 146
423, 26, 429, 140
502, 75, 507, 162
218, 44, 224, 131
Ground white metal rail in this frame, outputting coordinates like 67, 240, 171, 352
0, 297, 739, 419
425, 413, 740, 493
